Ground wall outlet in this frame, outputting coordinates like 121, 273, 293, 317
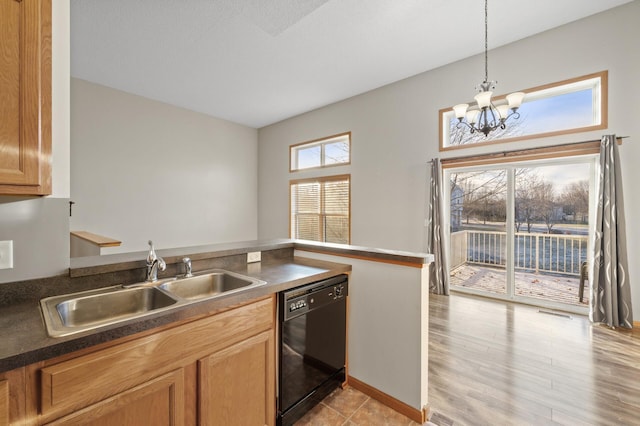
247, 251, 261, 263
0, 240, 14, 269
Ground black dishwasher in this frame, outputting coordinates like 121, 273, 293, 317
277, 274, 348, 426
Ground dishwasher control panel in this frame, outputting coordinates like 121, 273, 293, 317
280, 275, 348, 321
287, 284, 347, 313
289, 299, 307, 312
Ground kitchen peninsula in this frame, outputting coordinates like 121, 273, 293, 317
0, 239, 432, 424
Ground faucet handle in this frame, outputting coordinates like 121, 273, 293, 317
158, 257, 167, 272
183, 257, 193, 278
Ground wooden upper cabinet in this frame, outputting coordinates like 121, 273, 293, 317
0, 0, 52, 195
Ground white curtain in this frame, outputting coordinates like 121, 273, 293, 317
428, 159, 449, 295
590, 135, 633, 328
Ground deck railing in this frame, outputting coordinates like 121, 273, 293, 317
450, 230, 588, 276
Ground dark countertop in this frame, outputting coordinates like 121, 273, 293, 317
1, 239, 432, 373
0, 256, 351, 373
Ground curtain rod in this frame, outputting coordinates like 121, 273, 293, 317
434, 136, 627, 166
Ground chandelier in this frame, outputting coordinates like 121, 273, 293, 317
452, 0, 525, 137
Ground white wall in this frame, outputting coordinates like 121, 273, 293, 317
70, 79, 258, 253
258, 2, 640, 320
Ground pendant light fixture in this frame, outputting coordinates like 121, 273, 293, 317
452, 0, 525, 137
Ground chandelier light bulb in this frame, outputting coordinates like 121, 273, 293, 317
496, 104, 510, 120
474, 91, 493, 109
466, 110, 480, 125
506, 92, 526, 109
453, 103, 469, 119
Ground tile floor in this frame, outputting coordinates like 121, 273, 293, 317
294, 386, 421, 425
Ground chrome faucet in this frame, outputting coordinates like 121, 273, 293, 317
146, 240, 166, 282
182, 257, 193, 278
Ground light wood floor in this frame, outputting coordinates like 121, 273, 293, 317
295, 293, 639, 425
428, 293, 640, 425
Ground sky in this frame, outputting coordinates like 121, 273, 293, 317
517, 89, 593, 135
525, 163, 590, 193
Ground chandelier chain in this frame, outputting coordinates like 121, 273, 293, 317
484, 0, 488, 83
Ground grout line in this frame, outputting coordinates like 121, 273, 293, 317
341, 394, 371, 425
317, 400, 349, 424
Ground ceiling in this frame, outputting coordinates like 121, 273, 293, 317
70, 0, 632, 128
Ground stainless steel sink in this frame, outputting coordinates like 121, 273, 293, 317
159, 270, 266, 301
41, 286, 179, 337
40, 269, 266, 337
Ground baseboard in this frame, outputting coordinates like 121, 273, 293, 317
347, 375, 427, 424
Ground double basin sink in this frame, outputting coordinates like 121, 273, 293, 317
40, 270, 266, 337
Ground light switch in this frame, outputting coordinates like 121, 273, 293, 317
0, 240, 13, 269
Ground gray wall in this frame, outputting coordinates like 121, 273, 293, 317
70, 79, 259, 254
0, 198, 70, 283
258, 2, 640, 319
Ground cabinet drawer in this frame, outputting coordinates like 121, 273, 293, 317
46, 369, 185, 426
40, 297, 273, 420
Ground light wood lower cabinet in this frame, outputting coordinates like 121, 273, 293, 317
200, 330, 275, 426
1, 379, 8, 426
0, 368, 27, 426
23, 296, 275, 425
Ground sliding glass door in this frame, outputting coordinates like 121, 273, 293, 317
449, 169, 508, 297
445, 157, 595, 313
513, 163, 591, 307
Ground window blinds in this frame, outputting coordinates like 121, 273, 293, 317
290, 175, 350, 244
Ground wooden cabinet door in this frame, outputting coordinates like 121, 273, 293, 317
0, 0, 51, 195
0, 380, 8, 426
199, 330, 275, 426
46, 369, 185, 426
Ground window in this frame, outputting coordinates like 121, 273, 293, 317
290, 133, 350, 171
290, 175, 350, 244
440, 71, 608, 150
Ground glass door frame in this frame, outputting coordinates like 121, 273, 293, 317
443, 155, 597, 315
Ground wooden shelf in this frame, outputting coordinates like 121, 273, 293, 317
70, 231, 121, 248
